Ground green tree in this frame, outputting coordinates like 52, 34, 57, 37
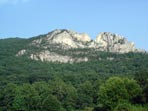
12, 93, 26, 111
32, 81, 62, 111
134, 71, 148, 102
40, 93, 61, 111
98, 77, 142, 110
49, 78, 77, 110
77, 81, 94, 109
0, 83, 17, 110
15, 82, 62, 111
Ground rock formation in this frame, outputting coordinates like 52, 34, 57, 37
95, 32, 137, 53
16, 29, 145, 63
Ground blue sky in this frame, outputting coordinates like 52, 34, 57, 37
0, 0, 148, 50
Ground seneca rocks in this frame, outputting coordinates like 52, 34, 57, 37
16, 29, 145, 63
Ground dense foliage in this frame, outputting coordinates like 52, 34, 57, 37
0, 38, 148, 111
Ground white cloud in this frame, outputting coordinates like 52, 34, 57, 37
0, 0, 30, 5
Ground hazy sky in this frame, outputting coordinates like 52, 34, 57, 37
0, 0, 148, 50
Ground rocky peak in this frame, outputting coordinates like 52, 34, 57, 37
96, 32, 124, 46
47, 29, 91, 42
31, 30, 145, 53
95, 32, 138, 53
36, 29, 91, 48
16, 29, 146, 63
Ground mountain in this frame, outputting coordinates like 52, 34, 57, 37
16, 29, 146, 63
0, 29, 148, 111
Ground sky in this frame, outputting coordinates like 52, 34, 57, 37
0, 0, 148, 50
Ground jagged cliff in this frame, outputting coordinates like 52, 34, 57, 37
95, 32, 137, 53
16, 29, 145, 63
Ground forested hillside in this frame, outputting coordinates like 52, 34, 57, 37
0, 38, 148, 111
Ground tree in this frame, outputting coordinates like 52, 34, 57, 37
12, 92, 26, 111
49, 78, 77, 110
77, 81, 94, 109
40, 93, 61, 111
98, 77, 142, 110
32, 81, 62, 111
134, 71, 148, 102
11, 82, 62, 111
0, 83, 17, 110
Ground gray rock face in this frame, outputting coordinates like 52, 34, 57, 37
16, 49, 26, 56
16, 29, 146, 63
46, 29, 91, 48
29, 50, 88, 63
95, 32, 136, 53
31, 29, 91, 49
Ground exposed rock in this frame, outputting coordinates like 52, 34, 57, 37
32, 38, 42, 45
95, 32, 138, 53
43, 29, 91, 48
30, 50, 72, 63
30, 30, 143, 53
16, 49, 26, 56
107, 57, 114, 61
29, 50, 88, 63
51, 30, 78, 48
73, 33, 91, 42
16, 29, 146, 63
